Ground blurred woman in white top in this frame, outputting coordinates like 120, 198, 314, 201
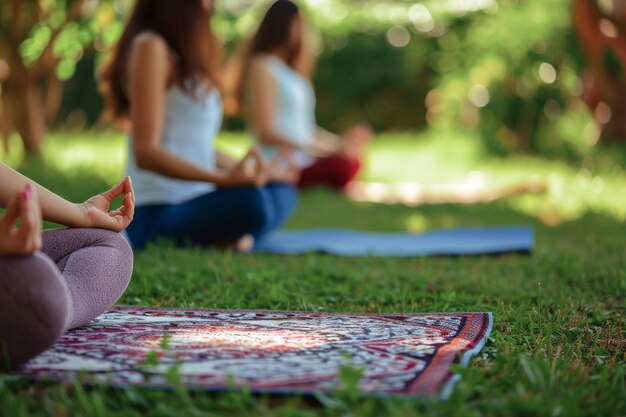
232, 0, 372, 191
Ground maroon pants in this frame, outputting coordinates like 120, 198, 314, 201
298, 155, 361, 190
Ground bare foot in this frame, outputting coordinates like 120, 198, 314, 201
213, 234, 255, 252
236, 234, 255, 252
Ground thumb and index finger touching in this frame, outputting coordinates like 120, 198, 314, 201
0, 184, 39, 231
101, 176, 134, 203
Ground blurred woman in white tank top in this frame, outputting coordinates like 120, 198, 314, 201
230, 0, 372, 191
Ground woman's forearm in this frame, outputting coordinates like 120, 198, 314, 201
304, 141, 338, 158
257, 128, 337, 158
259, 130, 339, 160
316, 127, 342, 147
0, 163, 88, 227
134, 146, 225, 184
257, 129, 300, 149
306, 127, 342, 158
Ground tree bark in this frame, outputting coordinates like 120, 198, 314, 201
0, 0, 68, 156
573, 0, 626, 141
0, 96, 12, 153
4, 64, 46, 155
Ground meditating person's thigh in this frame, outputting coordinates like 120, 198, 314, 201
41, 229, 133, 329
158, 188, 274, 245
0, 253, 72, 369
255, 183, 299, 238
298, 156, 361, 190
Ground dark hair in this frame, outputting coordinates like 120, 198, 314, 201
100, 0, 220, 121
229, 0, 304, 113
249, 0, 302, 65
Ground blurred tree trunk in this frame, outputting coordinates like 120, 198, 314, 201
573, 0, 626, 142
0, 0, 66, 156
2, 51, 47, 155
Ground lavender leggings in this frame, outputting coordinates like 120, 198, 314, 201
0, 228, 133, 370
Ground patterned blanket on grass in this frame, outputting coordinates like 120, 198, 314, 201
20, 307, 492, 398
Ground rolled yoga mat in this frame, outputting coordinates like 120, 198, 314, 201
254, 226, 534, 257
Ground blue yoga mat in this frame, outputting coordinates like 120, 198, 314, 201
254, 226, 533, 257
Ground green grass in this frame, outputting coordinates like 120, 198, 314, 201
0, 130, 625, 417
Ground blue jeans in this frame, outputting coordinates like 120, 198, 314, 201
126, 183, 298, 249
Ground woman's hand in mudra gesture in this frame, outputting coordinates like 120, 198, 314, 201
0, 184, 42, 256
268, 147, 301, 185
219, 146, 268, 188
79, 176, 135, 233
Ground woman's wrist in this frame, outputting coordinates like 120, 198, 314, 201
38, 200, 91, 229
204, 170, 228, 187
71, 203, 93, 228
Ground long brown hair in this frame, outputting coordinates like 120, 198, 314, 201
100, 0, 221, 121
228, 0, 309, 115
248, 0, 303, 67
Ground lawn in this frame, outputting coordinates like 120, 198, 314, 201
0, 130, 625, 417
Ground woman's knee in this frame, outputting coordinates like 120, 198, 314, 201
240, 189, 272, 232
97, 229, 134, 262
64, 229, 133, 289
89, 229, 134, 302
0, 253, 72, 370
88, 229, 134, 280
267, 183, 299, 217
59, 230, 133, 329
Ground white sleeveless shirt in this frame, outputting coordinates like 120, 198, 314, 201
253, 56, 316, 168
126, 86, 223, 206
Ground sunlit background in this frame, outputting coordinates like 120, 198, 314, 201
1, 0, 625, 227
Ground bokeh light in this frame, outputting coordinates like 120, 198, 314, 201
409, 4, 435, 33
468, 85, 490, 108
538, 63, 557, 84
386, 26, 411, 48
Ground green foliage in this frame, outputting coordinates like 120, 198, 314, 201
314, 32, 436, 131
59, 54, 105, 126
429, 0, 587, 157
19, 23, 52, 66
14, 0, 122, 81
602, 48, 623, 78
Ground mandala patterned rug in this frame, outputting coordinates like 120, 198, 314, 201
20, 307, 492, 398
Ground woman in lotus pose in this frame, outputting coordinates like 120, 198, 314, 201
0, 164, 134, 369
100, 0, 298, 250
233, 0, 372, 191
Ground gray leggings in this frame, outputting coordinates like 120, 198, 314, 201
0, 228, 133, 369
